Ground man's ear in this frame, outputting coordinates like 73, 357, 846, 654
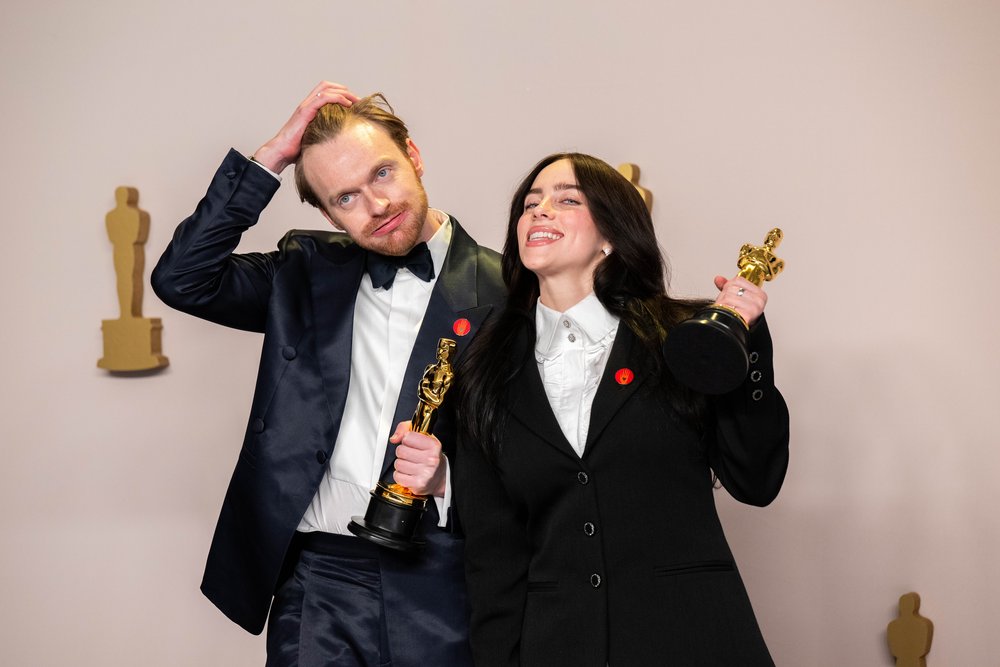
406, 138, 424, 178
319, 206, 344, 231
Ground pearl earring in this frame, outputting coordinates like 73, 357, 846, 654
602, 248, 612, 256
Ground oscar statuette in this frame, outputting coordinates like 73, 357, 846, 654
348, 338, 458, 552
664, 228, 785, 395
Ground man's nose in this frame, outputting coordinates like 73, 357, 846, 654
367, 190, 390, 216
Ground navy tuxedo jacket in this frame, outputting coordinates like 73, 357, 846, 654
152, 150, 504, 659
455, 319, 789, 667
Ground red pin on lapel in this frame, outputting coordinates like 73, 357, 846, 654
615, 368, 634, 385
453, 318, 472, 336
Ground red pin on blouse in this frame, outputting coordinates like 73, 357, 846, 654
615, 368, 634, 385
452, 318, 471, 336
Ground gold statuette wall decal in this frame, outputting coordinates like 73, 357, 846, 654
97, 186, 169, 373
888, 592, 933, 667
616, 163, 653, 213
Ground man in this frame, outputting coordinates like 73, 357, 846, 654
152, 81, 504, 666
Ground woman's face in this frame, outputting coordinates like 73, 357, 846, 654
516, 159, 609, 287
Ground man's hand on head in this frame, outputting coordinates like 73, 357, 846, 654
251, 81, 360, 174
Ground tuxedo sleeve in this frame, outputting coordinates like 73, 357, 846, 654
707, 315, 790, 507
151, 149, 283, 333
453, 437, 528, 667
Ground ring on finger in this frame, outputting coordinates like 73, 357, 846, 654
737, 287, 745, 297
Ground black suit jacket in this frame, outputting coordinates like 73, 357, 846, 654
454, 318, 789, 667
151, 150, 504, 663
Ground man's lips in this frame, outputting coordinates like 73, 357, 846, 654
371, 209, 407, 237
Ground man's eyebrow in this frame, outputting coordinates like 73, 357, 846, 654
526, 183, 583, 196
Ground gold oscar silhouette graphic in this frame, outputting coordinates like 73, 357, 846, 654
664, 228, 784, 394
97, 186, 169, 372
349, 338, 457, 551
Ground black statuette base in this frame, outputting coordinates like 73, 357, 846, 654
348, 487, 428, 553
664, 306, 749, 395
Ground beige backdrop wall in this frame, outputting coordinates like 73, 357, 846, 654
2, 1, 997, 665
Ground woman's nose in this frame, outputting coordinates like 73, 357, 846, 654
532, 197, 553, 218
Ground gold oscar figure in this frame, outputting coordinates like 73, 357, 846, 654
349, 338, 458, 552
888, 592, 933, 667
97, 186, 169, 372
664, 229, 784, 394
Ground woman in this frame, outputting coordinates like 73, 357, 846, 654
453, 153, 789, 666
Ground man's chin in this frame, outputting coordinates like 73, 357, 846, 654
364, 225, 422, 257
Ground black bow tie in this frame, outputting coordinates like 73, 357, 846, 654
366, 242, 435, 289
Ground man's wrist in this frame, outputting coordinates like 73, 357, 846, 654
249, 145, 290, 174
247, 153, 283, 182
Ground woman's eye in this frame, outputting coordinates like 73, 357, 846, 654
562, 198, 580, 206
524, 201, 538, 210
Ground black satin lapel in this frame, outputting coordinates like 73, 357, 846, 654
585, 324, 648, 454
379, 224, 495, 480
507, 360, 581, 461
309, 245, 366, 430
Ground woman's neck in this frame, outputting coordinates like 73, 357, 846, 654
537, 276, 594, 313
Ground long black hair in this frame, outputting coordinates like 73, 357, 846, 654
457, 153, 708, 460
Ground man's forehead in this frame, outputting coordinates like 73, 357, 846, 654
338, 119, 400, 151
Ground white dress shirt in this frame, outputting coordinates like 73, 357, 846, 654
297, 210, 453, 534
534, 294, 620, 458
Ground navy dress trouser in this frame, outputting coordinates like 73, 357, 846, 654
266, 534, 392, 667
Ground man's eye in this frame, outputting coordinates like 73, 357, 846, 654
339, 194, 354, 206
376, 167, 390, 178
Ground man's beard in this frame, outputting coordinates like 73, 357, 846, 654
362, 187, 430, 257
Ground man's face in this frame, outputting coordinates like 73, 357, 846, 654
300, 120, 432, 256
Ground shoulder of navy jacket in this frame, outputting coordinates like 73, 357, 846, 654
277, 229, 354, 256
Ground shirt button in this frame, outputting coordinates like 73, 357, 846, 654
282, 346, 297, 360
251, 418, 265, 433
562, 320, 571, 328
750, 370, 762, 382
583, 522, 595, 536
749, 351, 759, 364
316, 450, 328, 464
568, 333, 577, 342
590, 573, 602, 588
752, 389, 764, 401
577, 471, 590, 485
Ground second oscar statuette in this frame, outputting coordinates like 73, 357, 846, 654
664, 228, 785, 395
348, 338, 458, 552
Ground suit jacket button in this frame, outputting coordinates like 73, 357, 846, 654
282, 346, 297, 360
316, 450, 327, 464
577, 472, 589, 485
251, 418, 265, 433
590, 573, 602, 588
583, 522, 595, 536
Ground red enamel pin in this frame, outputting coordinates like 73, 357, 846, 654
453, 318, 472, 336
615, 368, 634, 385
